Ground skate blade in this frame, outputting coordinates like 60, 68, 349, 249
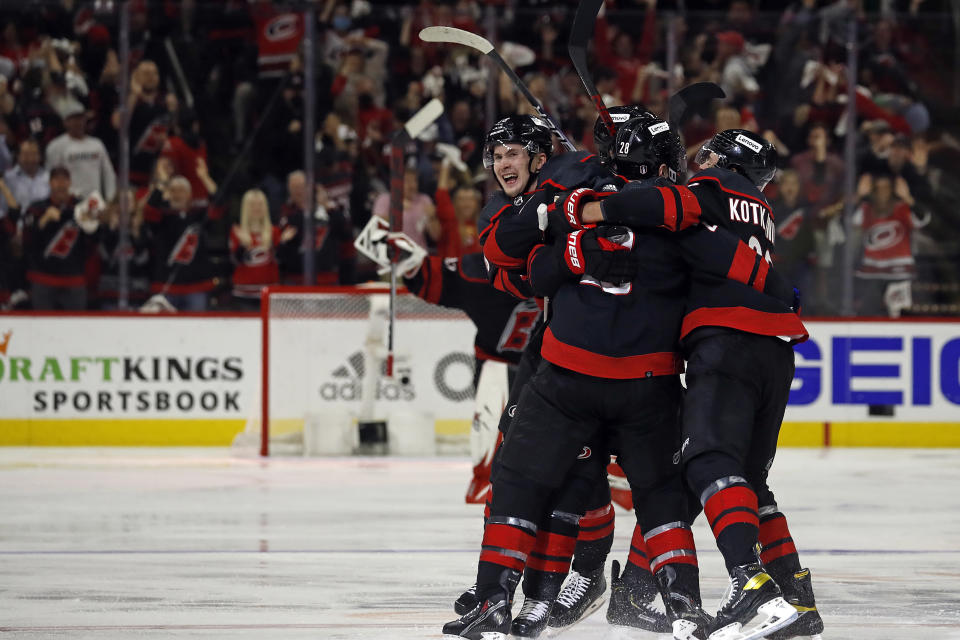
442, 634, 505, 640
708, 597, 799, 640
545, 595, 607, 635
673, 618, 702, 640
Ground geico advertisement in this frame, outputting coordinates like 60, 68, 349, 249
268, 317, 477, 420
0, 317, 259, 418
785, 321, 960, 421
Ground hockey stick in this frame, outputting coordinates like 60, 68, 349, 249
667, 82, 726, 129
568, 0, 615, 138
419, 26, 575, 152
386, 98, 444, 377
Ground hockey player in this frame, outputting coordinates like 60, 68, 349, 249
579, 128, 822, 640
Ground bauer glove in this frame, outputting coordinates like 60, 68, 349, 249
560, 226, 638, 285
545, 188, 612, 236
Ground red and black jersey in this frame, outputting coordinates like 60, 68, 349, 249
143, 190, 223, 294
275, 202, 354, 285
22, 196, 93, 288
480, 151, 624, 275
600, 168, 807, 343
129, 99, 170, 186
404, 253, 541, 366
229, 226, 281, 297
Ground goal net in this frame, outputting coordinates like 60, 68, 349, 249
233, 285, 477, 456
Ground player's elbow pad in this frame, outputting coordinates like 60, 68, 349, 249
601, 184, 701, 232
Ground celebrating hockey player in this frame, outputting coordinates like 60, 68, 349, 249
579, 128, 823, 640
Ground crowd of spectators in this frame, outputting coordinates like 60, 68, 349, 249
0, 0, 957, 317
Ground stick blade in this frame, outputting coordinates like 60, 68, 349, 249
668, 82, 726, 128
419, 26, 493, 54
403, 98, 444, 139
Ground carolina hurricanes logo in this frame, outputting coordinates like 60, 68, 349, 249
265, 14, 300, 42
168, 226, 200, 266
44, 222, 80, 259
777, 209, 804, 241
578, 446, 592, 460
246, 245, 272, 266
864, 220, 905, 251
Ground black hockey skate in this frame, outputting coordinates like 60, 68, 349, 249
453, 583, 479, 615
442, 570, 519, 640
510, 597, 553, 637
606, 560, 672, 632
766, 569, 824, 640
709, 563, 797, 640
654, 563, 714, 640
547, 566, 607, 630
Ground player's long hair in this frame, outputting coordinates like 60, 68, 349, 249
238, 189, 273, 250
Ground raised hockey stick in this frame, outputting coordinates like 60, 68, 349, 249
568, 0, 615, 138
386, 98, 444, 377
667, 81, 726, 129
419, 26, 576, 152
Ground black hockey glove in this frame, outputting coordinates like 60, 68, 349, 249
559, 226, 638, 285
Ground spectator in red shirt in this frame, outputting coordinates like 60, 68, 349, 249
229, 188, 280, 310
161, 109, 212, 207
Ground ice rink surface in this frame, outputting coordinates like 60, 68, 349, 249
1, 447, 959, 639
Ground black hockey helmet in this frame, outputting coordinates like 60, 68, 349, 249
695, 128, 778, 191
594, 104, 650, 165
483, 115, 555, 169
612, 113, 686, 184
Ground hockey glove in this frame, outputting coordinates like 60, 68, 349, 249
560, 226, 638, 285
545, 188, 611, 236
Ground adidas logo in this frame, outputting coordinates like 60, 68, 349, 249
320, 351, 415, 402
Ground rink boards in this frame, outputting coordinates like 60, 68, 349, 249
0, 313, 958, 446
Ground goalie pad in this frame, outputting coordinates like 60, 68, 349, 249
466, 359, 509, 504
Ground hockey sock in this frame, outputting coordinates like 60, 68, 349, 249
571, 501, 615, 575
702, 479, 759, 572
476, 466, 551, 597
524, 510, 579, 599
758, 506, 802, 581
645, 521, 698, 574
620, 523, 652, 583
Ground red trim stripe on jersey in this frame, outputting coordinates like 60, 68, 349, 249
26, 272, 86, 288
680, 306, 808, 343
478, 203, 513, 243
423, 257, 444, 304
541, 328, 683, 379
752, 260, 770, 292
526, 244, 547, 277
579, 154, 597, 163
675, 184, 702, 224
494, 269, 526, 299
540, 178, 570, 191
483, 221, 526, 269
658, 186, 678, 231
727, 242, 757, 286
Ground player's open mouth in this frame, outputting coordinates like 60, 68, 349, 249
501, 173, 518, 187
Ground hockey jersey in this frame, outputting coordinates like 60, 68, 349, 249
600, 167, 807, 343
229, 226, 281, 298
275, 202, 354, 285
143, 190, 223, 294
854, 200, 916, 280
404, 253, 541, 366
23, 196, 92, 288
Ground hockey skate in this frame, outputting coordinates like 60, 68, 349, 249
654, 563, 714, 640
708, 563, 797, 640
443, 570, 519, 640
606, 560, 671, 632
766, 569, 823, 640
547, 566, 607, 630
510, 597, 552, 637
454, 583, 479, 615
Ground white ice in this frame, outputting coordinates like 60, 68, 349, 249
1, 447, 959, 639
